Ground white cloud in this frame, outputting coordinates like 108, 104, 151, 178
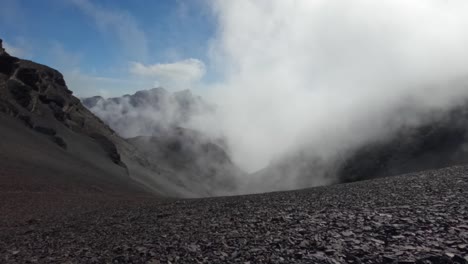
204, 0, 468, 172
70, 0, 148, 60
130, 59, 206, 89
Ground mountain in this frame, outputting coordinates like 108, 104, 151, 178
81, 84, 468, 195
82, 87, 243, 197
0, 39, 145, 195
4, 34, 468, 199
82, 88, 213, 138
252, 102, 468, 193
2, 37, 468, 262
0, 39, 238, 198
337, 104, 468, 183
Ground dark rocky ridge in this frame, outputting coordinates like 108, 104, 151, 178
0, 39, 8, 56
0, 38, 149, 195
0, 40, 109, 152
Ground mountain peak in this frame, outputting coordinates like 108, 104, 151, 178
0, 39, 9, 56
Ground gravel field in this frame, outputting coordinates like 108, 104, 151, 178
1, 166, 468, 263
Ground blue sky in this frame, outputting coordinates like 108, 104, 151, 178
0, 0, 217, 97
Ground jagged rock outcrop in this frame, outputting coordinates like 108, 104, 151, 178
0, 39, 124, 164
0, 39, 7, 56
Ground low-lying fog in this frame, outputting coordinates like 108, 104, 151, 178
87, 0, 468, 193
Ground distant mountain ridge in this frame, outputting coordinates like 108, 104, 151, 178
82, 88, 213, 138
82, 87, 245, 197
337, 103, 468, 183
82, 84, 468, 195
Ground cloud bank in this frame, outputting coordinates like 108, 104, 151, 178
203, 0, 468, 173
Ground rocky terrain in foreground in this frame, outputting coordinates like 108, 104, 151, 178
2, 165, 468, 263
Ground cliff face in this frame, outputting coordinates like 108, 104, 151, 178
0, 39, 7, 56
0, 39, 149, 194
0, 39, 125, 166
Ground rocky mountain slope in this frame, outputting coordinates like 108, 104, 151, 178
0, 39, 146, 195
82, 87, 468, 195
82, 87, 244, 197
0, 39, 240, 198
3, 34, 468, 198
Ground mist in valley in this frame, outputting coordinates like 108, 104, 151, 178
84, 0, 468, 195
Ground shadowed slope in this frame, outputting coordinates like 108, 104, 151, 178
128, 127, 244, 197
0, 39, 147, 195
